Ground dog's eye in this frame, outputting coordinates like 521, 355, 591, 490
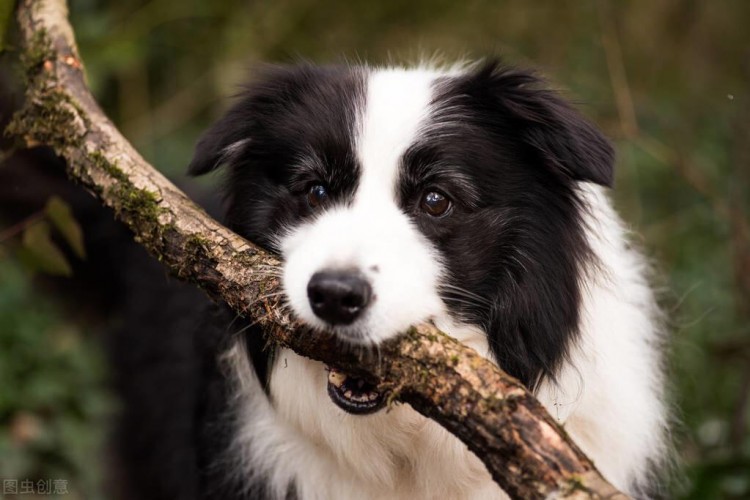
420, 191, 451, 217
307, 184, 329, 209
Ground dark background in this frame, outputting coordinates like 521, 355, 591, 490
1, 1, 749, 498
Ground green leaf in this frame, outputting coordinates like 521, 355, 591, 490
0, 0, 13, 53
45, 196, 86, 259
20, 221, 73, 277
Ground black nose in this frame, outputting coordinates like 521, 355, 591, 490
307, 270, 372, 325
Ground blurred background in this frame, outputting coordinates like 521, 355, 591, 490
1, 0, 748, 498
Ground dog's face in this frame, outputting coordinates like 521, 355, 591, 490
189, 62, 614, 405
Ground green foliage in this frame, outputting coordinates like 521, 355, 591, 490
0, 258, 112, 499
20, 221, 73, 276
0, 0, 13, 52
12, 197, 87, 276
46, 196, 86, 259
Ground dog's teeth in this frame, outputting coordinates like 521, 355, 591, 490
327, 368, 382, 406
328, 370, 347, 388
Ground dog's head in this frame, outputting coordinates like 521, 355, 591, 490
189, 61, 613, 393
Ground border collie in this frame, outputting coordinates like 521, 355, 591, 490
114, 60, 668, 500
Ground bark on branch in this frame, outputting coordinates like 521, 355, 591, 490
5, 1, 626, 498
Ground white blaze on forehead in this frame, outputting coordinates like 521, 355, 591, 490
356, 68, 439, 204
280, 67, 449, 344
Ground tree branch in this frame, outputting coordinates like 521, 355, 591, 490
5, 1, 626, 498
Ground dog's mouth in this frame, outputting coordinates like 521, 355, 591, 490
326, 366, 385, 415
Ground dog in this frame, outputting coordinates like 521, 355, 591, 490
109, 60, 669, 500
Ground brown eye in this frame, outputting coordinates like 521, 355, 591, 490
420, 191, 451, 217
307, 184, 329, 209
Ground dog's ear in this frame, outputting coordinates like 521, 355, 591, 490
188, 65, 298, 176
187, 104, 253, 176
468, 60, 615, 187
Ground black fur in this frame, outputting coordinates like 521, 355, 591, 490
189, 65, 366, 252
402, 61, 614, 388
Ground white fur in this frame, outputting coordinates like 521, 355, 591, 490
534, 184, 667, 493
282, 68, 446, 345
226, 66, 666, 499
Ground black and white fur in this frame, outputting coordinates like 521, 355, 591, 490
119, 61, 668, 499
